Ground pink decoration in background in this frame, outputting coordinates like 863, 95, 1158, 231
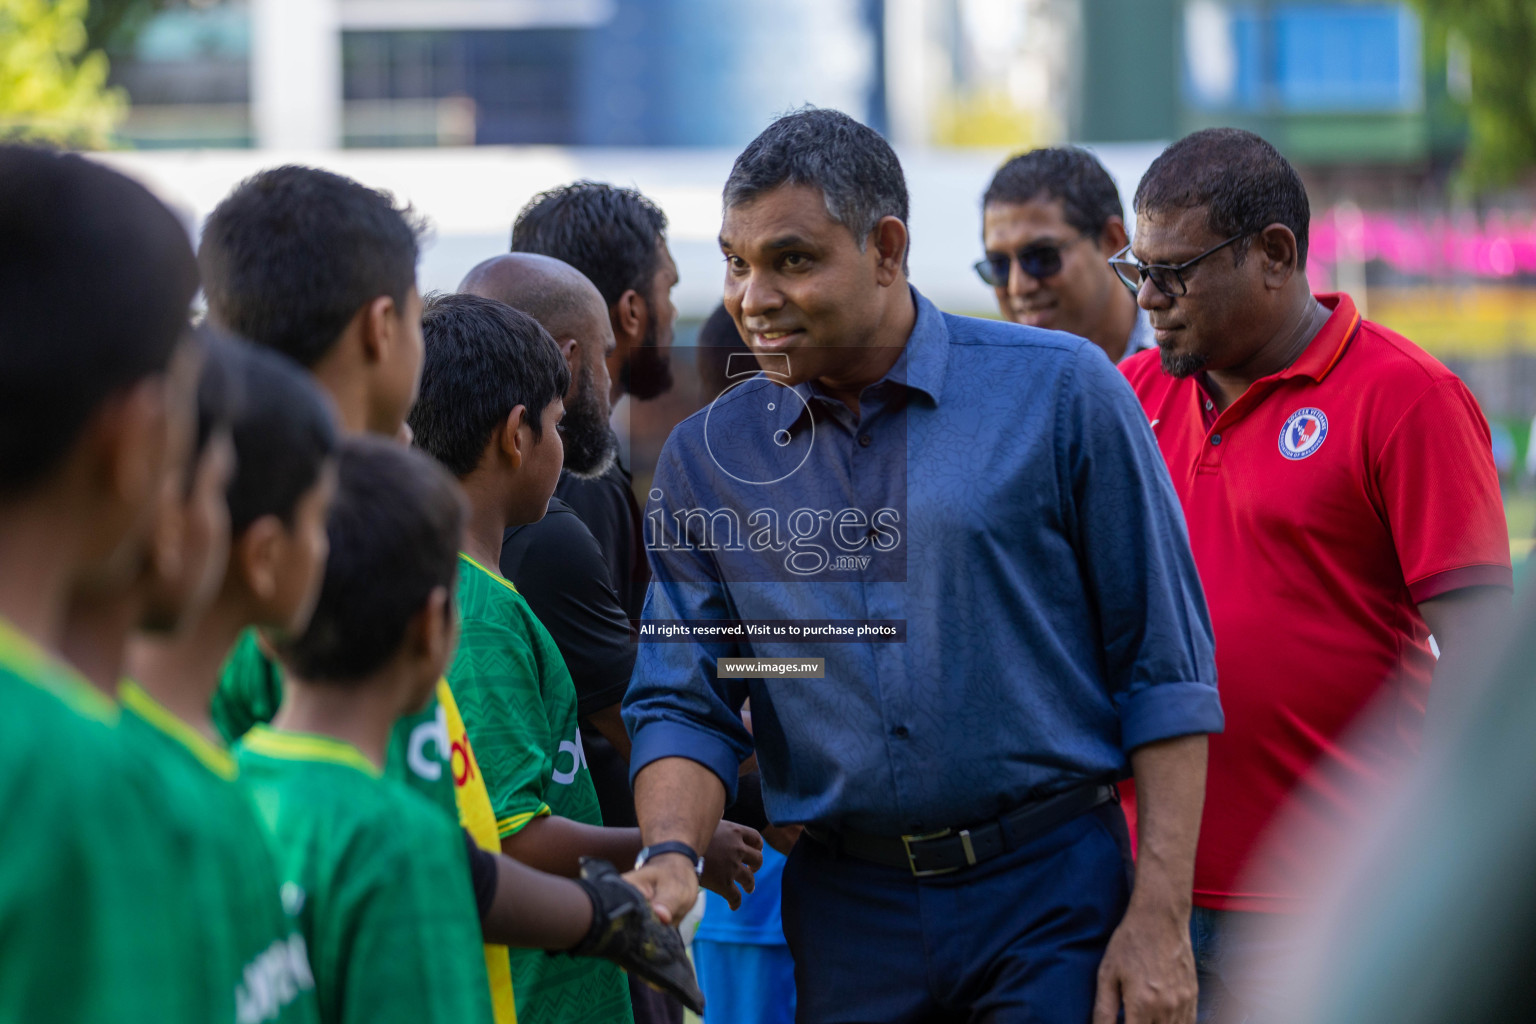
1309, 208, 1536, 285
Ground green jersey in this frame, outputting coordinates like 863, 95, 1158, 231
0, 619, 204, 1024
214, 630, 458, 820
235, 726, 494, 1024
449, 554, 631, 1024
119, 682, 318, 1024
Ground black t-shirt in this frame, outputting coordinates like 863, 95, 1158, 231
500, 497, 635, 718
555, 462, 649, 622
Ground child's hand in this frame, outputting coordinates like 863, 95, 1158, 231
700, 820, 763, 909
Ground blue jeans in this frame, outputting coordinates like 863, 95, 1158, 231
1190, 907, 1300, 1024
781, 802, 1132, 1024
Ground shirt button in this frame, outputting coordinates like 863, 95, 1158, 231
858, 434, 872, 448
892, 725, 909, 737
866, 527, 879, 539
1211, 434, 1222, 445
1205, 399, 1214, 411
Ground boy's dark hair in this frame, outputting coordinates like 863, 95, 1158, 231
408, 293, 570, 478
1134, 128, 1311, 268
225, 342, 340, 534
723, 107, 909, 262
277, 436, 466, 684
198, 165, 425, 368
511, 181, 668, 308
0, 146, 198, 496
188, 325, 244, 485
983, 147, 1125, 240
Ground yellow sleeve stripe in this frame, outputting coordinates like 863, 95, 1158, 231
496, 804, 551, 838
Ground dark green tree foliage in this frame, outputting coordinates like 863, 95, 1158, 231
1415, 0, 1536, 189
85, 0, 173, 54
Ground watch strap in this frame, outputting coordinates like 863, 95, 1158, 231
635, 840, 704, 875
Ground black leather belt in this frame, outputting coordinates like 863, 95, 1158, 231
805, 782, 1116, 878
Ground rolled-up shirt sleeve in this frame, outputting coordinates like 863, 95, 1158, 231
622, 440, 754, 802
1061, 344, 1223, 751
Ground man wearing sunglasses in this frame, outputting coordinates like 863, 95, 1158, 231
978, 147, 1154, 364
1119, 128, 1512, 1023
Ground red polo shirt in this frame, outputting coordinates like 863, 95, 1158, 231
1122, 293, 1511, 912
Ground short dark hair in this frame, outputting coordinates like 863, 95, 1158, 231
511, 181, 668, 307
1134, 128, 1311, 268
191, 325, 243, 470
199, 165, 425, 368
0, 146, 198, 496
276, 436, 465, 684
723, 108, 909, 257
225, 341, 340, 535
409, 293, 570, 478
983, 147, 1125, 239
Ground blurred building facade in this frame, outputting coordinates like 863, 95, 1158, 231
109, 0, 1448, 161
109, 0, 887, 149
102, 0, 1536, 471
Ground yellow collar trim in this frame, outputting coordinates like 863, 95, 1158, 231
0, 617, 117, 724
459, 552, 519, 595
241, 724, 382, 777
119, 680, 236, 780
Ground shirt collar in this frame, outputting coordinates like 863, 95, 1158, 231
768, 287, 949, 433
885, 289, 949, 405
1281, 292, 1362, 383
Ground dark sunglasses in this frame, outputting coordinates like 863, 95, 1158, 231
973, 235, 1086, 288
1108, 234, 1248, 298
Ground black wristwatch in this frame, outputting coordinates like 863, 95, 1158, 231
634, 841, 704, 875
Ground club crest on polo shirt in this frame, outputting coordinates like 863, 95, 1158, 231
1279, 408, 1328, 460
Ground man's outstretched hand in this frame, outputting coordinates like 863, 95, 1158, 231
572, 858, 705, 1015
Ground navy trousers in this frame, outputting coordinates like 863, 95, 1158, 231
781, 802, 1132, 1024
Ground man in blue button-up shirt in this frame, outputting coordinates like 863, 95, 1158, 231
622, 109, 1222, 1024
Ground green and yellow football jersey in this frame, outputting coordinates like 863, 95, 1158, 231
449, 554, 631, 1024
236, 725, 494, 1024
119, 682, 318, 1024
0, 619, 204, 1024
213, 632, 458, 819
214, 634, 519, 1024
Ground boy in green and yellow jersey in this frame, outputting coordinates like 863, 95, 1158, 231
239, 437, 709, 1023
410, 295, 762, 1024
199, 165, 458, 815
233, 437, 498, 1024
0, 146, 208, 1023
125, 334, 343, 1024
198, 165, 520, 1021
62, 332, 333, 1024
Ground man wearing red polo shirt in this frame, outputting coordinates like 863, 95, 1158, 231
1116, 128, 1512, 1023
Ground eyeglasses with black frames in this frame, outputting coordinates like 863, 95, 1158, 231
1108, 233, 1248, 298
973, 234, 1088, 288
